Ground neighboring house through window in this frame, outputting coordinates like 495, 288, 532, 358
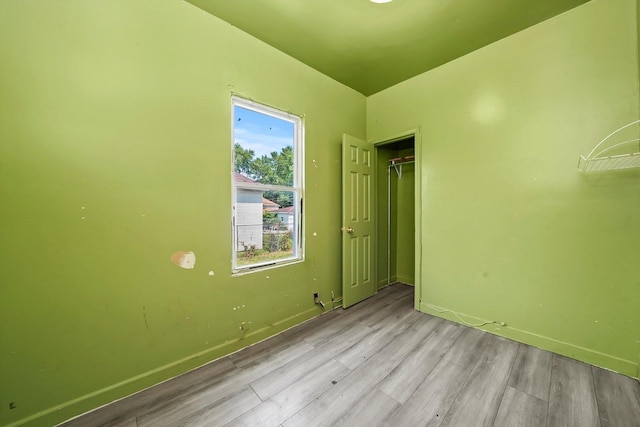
234, 172, 264, 252
274, 206, 295, 230
231, 96, 303, 271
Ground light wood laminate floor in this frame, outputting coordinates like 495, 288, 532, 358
61, 283, 640, 427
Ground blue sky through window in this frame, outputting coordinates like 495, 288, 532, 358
234, 106, 294, 158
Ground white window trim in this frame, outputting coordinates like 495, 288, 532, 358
231, 96, 304, 273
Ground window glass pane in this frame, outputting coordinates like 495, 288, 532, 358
233, 105, 294, 186
231, 98, 302, 272
235, 190, 296, 267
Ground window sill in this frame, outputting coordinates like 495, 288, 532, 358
232, 257, 304, 276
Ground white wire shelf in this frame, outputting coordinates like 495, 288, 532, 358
578, 120, 640, 174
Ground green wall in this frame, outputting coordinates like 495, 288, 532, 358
368, 0, 640, 378
1, 0, 639, 425
0, 1, 365, 426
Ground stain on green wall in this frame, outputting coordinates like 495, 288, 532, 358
0, 2, 365, 426
368, 0, 640, 378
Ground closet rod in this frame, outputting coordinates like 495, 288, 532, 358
389, 155, 415, 164
389, 156, 414, 179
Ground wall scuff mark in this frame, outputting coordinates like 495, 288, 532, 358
143, 307, 149, 330
170, 251, 196, 269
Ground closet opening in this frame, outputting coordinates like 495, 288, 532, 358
375, 136, 415, 290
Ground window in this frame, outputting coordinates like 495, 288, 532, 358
231, 96, 304, 271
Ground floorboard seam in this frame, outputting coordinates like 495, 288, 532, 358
248, 383, 264, 403
376, 387, 402, 405
590, 365, 604, 427
492, 343, 519, 427
438, 358, 474, 426
544, 354, 555, 427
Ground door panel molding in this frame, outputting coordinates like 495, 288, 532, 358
342, 134, 375, 307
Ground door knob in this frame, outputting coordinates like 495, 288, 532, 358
341, 226, 354, 233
